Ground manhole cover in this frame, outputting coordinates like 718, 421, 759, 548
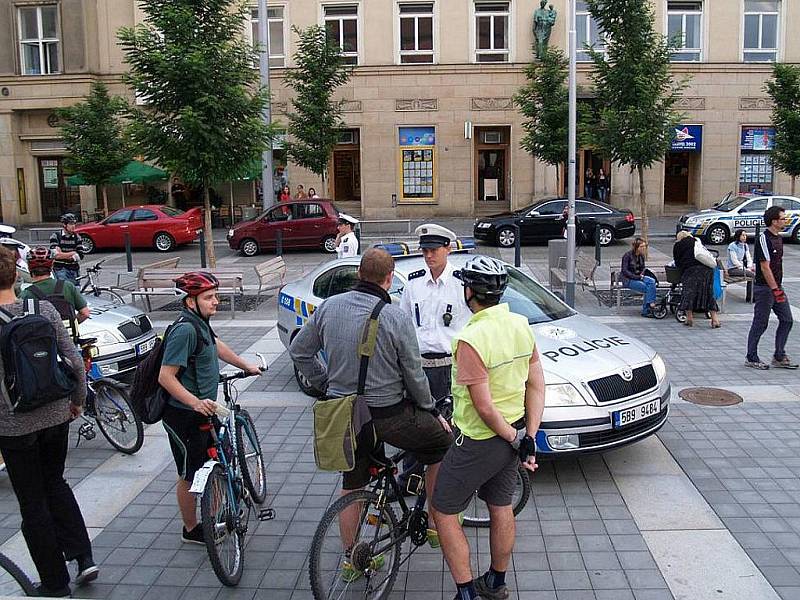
679, 387, 743, 407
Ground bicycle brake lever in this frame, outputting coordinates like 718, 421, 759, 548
255, 352, 268, 372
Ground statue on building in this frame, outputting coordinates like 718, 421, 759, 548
533, 0, 557, 60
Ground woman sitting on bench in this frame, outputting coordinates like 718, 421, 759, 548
620, 237, 658, 318
726, 229, 755, 280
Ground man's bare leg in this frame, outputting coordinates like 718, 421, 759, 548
487, 504, 515, 572
437, 512, 473, 584
176, 480, 198, 530
338, 488, 362, 552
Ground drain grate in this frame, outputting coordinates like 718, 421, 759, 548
679, 387, 743, 407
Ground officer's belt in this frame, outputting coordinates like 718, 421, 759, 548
421, 352, 452, 368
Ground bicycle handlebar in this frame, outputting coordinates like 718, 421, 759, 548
218, 352, 268, 383
86, 259, 106, 272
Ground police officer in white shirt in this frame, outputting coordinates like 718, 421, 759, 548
335, 214, 360, 259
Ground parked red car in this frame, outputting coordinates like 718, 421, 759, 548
227, 200, 340, 255
76, 205, 203, 253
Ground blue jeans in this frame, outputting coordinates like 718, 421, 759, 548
627, 276, 657, 315
747, 284, 793, 363
53, 267, 78, 286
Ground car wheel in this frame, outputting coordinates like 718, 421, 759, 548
79, 235, 96, 254
240, 238, 259, 257
153, 232, 175, 252
496, 227, 516, 248
792, 225, 800, 244
294, 365, 324, 398
322, 235, 337, 253
706, 224, 728, 245
597, 225, 615, 247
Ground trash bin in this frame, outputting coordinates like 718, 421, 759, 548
241, 206, 260, 221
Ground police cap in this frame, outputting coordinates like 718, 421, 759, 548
415, 223, 456, 249
338, 213, 359, 226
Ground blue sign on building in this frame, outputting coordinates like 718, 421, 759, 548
399, 126, 435, 147
671, 125, 703, 152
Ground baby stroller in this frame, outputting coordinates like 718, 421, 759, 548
657, 265, 688, 323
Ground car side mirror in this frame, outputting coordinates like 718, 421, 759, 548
738, 208, 748, 214
527, 211, 540, 217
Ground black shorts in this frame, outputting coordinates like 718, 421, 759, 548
342, 401, 453, 490
162, 403, 212, 481
432, 434, 518, 515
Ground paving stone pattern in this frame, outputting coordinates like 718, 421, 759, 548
660, 402, 800, 600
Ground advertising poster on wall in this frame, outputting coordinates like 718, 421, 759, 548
398, 127, 435, 201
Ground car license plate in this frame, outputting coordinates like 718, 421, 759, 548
612, 399, 661, 428
136, 337, 157, 356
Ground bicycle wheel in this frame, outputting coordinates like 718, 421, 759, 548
93, 380, 144, 454
201, 463, 244, 586
462, 464, 531, 528
92, 288, 125, 305
235, 409, 267, 504
309, 490, 401, 600
0, 552, 36, 596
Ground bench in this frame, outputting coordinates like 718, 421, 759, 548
610, 267, 672, 311
116, 256, 182, 289
133, 268, 244, 316
253, 256, 286, 301
549, 253, 599, 300
27, 227, 60, 242
716, 258, 752, 310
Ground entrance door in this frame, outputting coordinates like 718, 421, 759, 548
664, 152, 689, 204
332, 149, 361, 202
38, 158, 80, 222
475, 127, 511, 213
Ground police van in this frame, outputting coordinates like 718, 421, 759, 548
677, 193, 800, 245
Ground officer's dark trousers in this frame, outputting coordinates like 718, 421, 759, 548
0, 421, 92, 589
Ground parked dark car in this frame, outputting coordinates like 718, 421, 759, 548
227, 200, 340, 256
474, 198, 636, 248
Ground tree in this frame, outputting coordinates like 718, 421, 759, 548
57, 82, 132, 218
284, 25, 351, 194
765, 64, 800, 196
118, 0, 276, 267
585, 0, 687, 241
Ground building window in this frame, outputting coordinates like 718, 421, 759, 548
743, 0, 779, 62
324, 5, 359, 65
575, 1, 604, 62
667, 1, 702, 62
740, 127, 775, 194
399, 3, 434, 64
18, 5, 60, 75
475, 2, 509, 63
398, 127, 436, 201
250, 5, 285, 68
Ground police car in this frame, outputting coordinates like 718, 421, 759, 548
278, 252, 671, 455
677, 193, 800, 245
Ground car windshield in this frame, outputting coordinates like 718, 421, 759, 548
160, 206, 185, 217
502, 267, 574, 324
715, 195, 751, 212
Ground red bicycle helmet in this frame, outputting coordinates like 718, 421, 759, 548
27, 246, 54, 271
173, 271, 219, 297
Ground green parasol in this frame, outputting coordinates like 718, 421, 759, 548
66, 160, 169, 186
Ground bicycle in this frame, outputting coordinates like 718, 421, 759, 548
74, 337, 144, 454
307, 443, 531, 600
77, 260, 126, 305
0, 551, 36, 596
192, 354, 272, 586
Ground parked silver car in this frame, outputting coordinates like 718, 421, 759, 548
277, 253, 670, 455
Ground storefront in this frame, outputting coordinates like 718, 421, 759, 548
473, 126, 511, 210
665, 125, 702, 206
739, 126, 775, 195
397, 126, 436, 204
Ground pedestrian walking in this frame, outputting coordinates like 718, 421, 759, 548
584, 167, 596, 199
432, 256, 544, 600
673, 231, 721, 328
597, 168, 609, 202
334, 214, 360, 258
49, 214, 82, 286
745, 206, 797, 370
0, 246, 97, 597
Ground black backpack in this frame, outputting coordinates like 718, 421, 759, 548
129, 317, 208, 424
0, 299, 78, 413
26, 280, 78, 338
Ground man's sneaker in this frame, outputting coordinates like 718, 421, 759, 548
745, 360, 770, 370
474, 575, 510, 600
182, 523, 205, 545
340, 554, 385, 583
772, 356, 799, 369
33, 583, 71, 598
74, 554, 99, 585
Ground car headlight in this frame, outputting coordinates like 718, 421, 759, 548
652, 354, 667, 382
545, 383, 588, 407
92, 330, 123, 346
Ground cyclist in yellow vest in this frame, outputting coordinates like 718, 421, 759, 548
432, 255, 544, 600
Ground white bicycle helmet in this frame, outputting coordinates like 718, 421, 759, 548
460, 255, 508, 298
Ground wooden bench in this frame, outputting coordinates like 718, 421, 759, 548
716, 257, 752, 311
117, 256, 181, 289
253, 256, 286, 301
610, 267, 672, 311
549, 253, 599, 300
133, 268, 244, 316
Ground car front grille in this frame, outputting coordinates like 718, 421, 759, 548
578, 406, 667, 448
587, 365, 657, 403
118, 316, 153, 340
117, 354, 147, 372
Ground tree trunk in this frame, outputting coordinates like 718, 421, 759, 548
203, 184, 217, 268
101, 185, 109, 217
555, 163, 561, 196
792, 176, 796, 197
637, 164, 649, 242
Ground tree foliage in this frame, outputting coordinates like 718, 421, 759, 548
118, 0, 276, 266
765, 63, 800, 196
284, 25, 352, 190
56, 82, 132, 216
585, 0, 687, 239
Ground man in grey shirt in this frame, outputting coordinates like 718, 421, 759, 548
290, 248, 452, 552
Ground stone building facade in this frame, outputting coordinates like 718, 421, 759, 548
0, 0, 798, 223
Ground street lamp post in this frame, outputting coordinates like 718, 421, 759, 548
565, 0, 577, 307
258, 0, 274, 210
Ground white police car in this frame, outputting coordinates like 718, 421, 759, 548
677, 193, 800, 245
278, 252, 671, 455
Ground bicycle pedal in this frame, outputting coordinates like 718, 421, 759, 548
78, 422, 96, 441
257, 508, 276, 522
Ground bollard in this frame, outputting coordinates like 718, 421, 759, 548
513, 222, 521, 268
355, 223, 362, 255
594, 226, 602, 265
124, 230, 133, 273
275, 229, 283, 257
199, 229, 207, 269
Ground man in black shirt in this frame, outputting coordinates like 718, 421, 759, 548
746, 206, 796, 370
49, 213, 82, 285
